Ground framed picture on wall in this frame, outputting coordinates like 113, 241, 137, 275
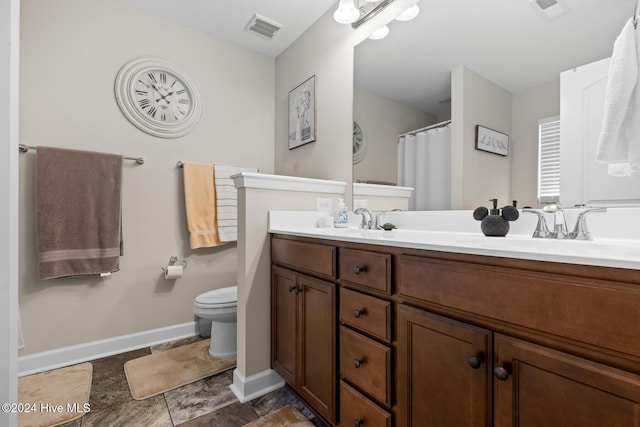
475, 125, 509, 156
288, 75, 316, 149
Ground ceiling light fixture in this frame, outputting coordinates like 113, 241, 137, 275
333, 0, 360, 24
368, 25, 390, 40
395, 4, 420, 21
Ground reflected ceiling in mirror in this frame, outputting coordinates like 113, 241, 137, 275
355, 0, 631, 118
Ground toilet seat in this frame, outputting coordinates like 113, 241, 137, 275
194, 286, 237, 310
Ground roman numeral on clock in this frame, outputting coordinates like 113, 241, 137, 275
148, 106, 157, 117
138, 98, 150, 109
147, 72, 157, 84
160, 72, 166, 84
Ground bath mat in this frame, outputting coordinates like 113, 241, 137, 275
124, 338, 236, 400
18, 362, 92, 427
242, 406, 315, 427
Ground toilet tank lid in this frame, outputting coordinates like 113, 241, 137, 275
195, 285, 237, 305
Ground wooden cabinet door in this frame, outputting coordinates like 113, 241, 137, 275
494, 334, 640, 427
298, 274, 336, 423
397, 304, 491, 427
271, 266, 298, 385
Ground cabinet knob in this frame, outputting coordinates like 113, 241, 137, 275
353, 308, 366, 318
467, 353, 484, 369
288, 285, 301, 294
493, 365, 510, 381
353, 358, 364, 368
288, 285, 296, 293
294, 287, 302, 295
354, 265, 366, 274
354, 419, 364, 427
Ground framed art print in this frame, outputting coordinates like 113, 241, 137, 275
475, 125, 509, 156
288, 75, 316, 149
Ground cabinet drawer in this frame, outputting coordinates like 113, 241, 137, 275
340, 381, 391, 427
339, 248, 391, 294
340, 326, 392, 406
340, 287, 392, 343
271, 237, 336, 279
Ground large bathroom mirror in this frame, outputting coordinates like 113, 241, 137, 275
353, 0, 633, 209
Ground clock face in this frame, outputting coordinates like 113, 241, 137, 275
353, 121, 366, 164
115, 57, 202, 138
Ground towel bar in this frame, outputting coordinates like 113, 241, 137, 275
18, 144, 145, 165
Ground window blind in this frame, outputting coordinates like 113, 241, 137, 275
537, 116, 561, 203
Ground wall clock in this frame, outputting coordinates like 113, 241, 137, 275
353, 121, 366, 164
115, 57, 202, 138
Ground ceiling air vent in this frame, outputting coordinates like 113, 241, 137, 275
529, 0, 570, 21
245, 14, 283, 39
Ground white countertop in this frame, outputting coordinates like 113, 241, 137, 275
268, 210, 640, 271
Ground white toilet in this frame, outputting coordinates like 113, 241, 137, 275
193, 285, 238, 358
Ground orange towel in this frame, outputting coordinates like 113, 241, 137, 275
183, 162, 226, 249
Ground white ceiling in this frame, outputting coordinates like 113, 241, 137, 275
121, 0, 337, 58
355, 0, 634, 116
123, 0, 635, 116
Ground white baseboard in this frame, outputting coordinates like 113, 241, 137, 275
18, 321, 199, 376
230, 368, 285, 403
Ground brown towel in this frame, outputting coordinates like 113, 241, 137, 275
37, 146, 123, 279
183, 162, 226, 249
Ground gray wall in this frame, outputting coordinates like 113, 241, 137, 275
353, 87, 434, 185
18, 0, 275, 355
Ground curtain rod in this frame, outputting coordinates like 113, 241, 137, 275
398, 120, 452, 138
18, 144, 145, 165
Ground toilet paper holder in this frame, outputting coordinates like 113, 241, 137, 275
161, 256, 188, 273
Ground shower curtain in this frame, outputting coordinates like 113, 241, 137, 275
397, 124, 451, 210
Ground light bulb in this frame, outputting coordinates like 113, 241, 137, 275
396, 4, 420, 22
333, 0, 360, 24
368, 25, 389, 40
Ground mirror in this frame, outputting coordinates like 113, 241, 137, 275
353, 0, 632, 209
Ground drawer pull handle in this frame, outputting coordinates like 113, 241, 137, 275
353, 308, 366, 318
467, 353, 484, 369
353, 358, 364, 368
288, 285, 301, 294
288, 285, 296, 292
354, 420, 364, 427
493, 365, 510, 381
354, 265, 366, 274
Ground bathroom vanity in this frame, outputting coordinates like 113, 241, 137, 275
269, 220, 640, 427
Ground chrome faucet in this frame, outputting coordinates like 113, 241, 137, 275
523, 205, 607, 240
522, 209, 552, 238
354, 208, 373, 229
567, 207, 607, 240
542, 202, 569, 238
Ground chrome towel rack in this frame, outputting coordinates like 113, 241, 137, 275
18, 144, 145, 165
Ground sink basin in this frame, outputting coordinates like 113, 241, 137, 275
455, 235, 640, 260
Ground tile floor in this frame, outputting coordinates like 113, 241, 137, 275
55, 337, 327, 427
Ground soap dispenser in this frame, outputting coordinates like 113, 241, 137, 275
473, 199, 519, 237
334, 198, 348, 228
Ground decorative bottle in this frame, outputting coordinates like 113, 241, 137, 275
334, 198, 348, 228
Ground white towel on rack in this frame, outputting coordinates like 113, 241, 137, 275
214, 163, 258, 242
596, 18, 640, 176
